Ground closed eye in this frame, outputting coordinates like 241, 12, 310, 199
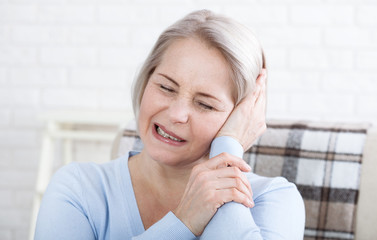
198, 102, 214, 110
160, 84, 174, 93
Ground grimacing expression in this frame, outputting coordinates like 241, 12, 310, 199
138, 37, 236, 167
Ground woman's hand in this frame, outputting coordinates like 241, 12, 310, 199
173, 153, 253, 236
217, 69, 267, 151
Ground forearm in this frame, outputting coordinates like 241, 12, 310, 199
132, 212, 197, 240
206, 136, 305, 239
200, 202, 262, 240
202, 136, 263, 239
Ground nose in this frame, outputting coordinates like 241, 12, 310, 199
168, 98, 190, 124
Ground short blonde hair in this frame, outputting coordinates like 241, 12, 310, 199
132, 9, 266, 118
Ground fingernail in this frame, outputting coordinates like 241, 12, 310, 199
261, 74, 266, 82
248, 199, 254, 208
246, 164, 251, 171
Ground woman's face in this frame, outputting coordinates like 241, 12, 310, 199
138, 37, 235, 168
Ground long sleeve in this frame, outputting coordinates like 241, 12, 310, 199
35, 157, 198, 240
209, 136, 244, 159
201, 136, 305, 239
34, 164, 97, 240
132, 212, 196, 240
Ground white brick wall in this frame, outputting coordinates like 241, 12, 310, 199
1, 1, 377, 239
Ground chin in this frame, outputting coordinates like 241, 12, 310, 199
147, 147, 209, 168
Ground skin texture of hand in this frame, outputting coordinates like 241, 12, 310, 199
217, 69, 267, 151
173, 152, 253, 236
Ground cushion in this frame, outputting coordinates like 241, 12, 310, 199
114, 119, 370, 240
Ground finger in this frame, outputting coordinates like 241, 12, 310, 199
215, 178, 253, 203
254, 74, 267, 107
255, 69, 266, 87
205, 152, 251, 172
212, 167, 252, 193
255, 87, 265, 108
237, 89, 257, 110
255, 82, 266, 113
189, 155, 251, 186
234, 69, 266, 110
253, 85, 261, 105
259, 68, 267, 83
215, 188, 254, 208
255, 77, 266, 102
212, 168, 253, 200
255, 69, 267, 98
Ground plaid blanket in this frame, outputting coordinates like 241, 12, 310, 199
116, 120, 370, 240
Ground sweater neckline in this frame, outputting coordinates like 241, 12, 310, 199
118, 151, 146, 235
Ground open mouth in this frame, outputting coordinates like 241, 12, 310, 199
155, 124, 185, 142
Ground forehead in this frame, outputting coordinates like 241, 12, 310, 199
156, 38, 235, 94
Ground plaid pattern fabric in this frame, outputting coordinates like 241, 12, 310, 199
116, 120, 370, 240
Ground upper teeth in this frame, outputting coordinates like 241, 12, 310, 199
157, 126, 182, 142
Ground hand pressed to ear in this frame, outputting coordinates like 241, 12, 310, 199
217, 69, 267, 151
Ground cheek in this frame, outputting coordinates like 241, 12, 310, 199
194, 112, 231, 142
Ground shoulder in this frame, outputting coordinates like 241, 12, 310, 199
37, 155, 134, 239
50, 155, 128, 189
45, 155, 131, 213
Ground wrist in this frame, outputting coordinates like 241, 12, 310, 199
210, 136, 244, 159
172, 209, 200, 237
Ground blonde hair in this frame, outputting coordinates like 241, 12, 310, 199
132, 9, 266, 118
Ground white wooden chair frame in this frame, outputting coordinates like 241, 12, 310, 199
29, 111, 132, 240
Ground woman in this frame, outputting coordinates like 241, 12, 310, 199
35, 10, 305, 239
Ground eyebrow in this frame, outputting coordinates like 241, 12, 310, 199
158, 73, 179, 87
157, 73, 223, 103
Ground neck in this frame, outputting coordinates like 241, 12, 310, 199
129, 150, 199, 202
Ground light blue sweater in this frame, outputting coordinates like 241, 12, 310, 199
35, 137, 305, 239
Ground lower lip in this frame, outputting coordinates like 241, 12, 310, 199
152, 125, 186, 147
